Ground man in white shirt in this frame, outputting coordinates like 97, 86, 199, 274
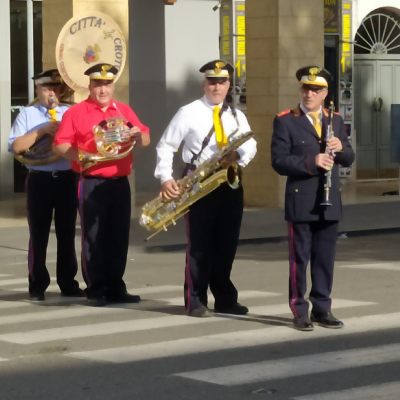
155, 60, 257, 317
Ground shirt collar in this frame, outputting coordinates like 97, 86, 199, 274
300, 103, 322, 116
85, 97, 117, 112
202, 95, 224, 110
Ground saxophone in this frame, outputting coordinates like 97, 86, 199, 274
140, 130, 254, 241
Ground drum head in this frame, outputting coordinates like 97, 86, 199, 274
55, 12, 127, 94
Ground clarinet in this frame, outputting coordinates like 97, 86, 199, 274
320, 101, 335, 206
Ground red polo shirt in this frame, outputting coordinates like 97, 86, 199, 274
54, 98, 150, 177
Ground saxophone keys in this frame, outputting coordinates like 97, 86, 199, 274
163, 225, 168, 232
172, 219, 176, 225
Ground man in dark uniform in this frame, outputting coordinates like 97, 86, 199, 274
9, 69, 83, 301
53, 63, 150, 306
271, 66, 355, 331
155, 60, 257, 317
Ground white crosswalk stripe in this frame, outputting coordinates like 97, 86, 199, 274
65, 304, 385, 364
0, 277, 56, 286
0, 299, 371, 345
292, 382, 400, 400
338, 262, 400, 272
176, 343, 400, 385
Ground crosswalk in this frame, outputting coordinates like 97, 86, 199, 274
0, 268, 400, 399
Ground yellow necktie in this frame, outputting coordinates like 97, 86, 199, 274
307, 112, 321, 137
213, 106, 227, 148
48, 109, 57, 122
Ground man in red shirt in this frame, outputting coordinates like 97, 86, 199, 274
53, 63, 150, 306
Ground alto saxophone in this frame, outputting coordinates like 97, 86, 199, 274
320, 101, 335, 206
140, 130, 254, 241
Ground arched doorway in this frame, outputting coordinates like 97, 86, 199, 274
354, 7, 400, 180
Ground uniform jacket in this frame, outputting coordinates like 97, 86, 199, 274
271, 105, 355, 222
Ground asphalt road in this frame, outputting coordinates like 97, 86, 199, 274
0, 232, 399, 400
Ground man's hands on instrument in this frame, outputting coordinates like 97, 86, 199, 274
130, 126, 142, 144
39, 122, 60, 138
219, 151, 239, 169
161, 179, 181, 200
316, 153, 334, 171
327, 137, 343, 152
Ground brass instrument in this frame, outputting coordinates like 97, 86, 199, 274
321, 101, 335, 206
13, 96, 64, 166
140, 130, 254, 241
79, 117, 135, 171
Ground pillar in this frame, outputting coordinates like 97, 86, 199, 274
244, 0, 324, 207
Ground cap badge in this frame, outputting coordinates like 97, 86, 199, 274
101, 65, 112, 76
309, 67, 321, 81
83, 45, 101, 64
215, 61, 226, 74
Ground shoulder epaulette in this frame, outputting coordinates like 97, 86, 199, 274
277, 109, 290, 117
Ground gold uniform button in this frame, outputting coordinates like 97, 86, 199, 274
301, 141, 305, 144
295, 189, 299, 193
318, 140, 322, 144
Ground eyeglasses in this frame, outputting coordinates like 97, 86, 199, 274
301, 86, 327, 95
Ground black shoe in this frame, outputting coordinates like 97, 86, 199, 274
29, 292, 45, 301
188, 306, 212, 318
294, 316, 314, 331
106, 292, 141, 304
61, 288, 85, 297
87, 296, 106, 307
311, 312, 344, 329
214, 303, 249, 315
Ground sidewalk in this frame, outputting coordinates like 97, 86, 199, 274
0, 181, 399, 263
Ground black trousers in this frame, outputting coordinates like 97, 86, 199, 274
26, 170, 79, 295
79, 176, 131, 298
184, 183, 244, 312
287, 220, 339, 318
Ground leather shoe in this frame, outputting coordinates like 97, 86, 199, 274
214, 303, 249, 315
311, 312, 344, 329
294, 316, 314, 331
188, 306, 212, 318
106, 292, 141, 304
87, 296, 106, 307
61, 288, 85, 297
29, 292, 45, 301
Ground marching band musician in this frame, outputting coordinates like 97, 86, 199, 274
8, 69, 83, 301
271, 66, 355, 331
53, 63, 150, 307
155, 60, 257, 318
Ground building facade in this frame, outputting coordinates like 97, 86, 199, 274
0, 0, 399, 207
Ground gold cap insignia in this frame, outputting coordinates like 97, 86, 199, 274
309, 67, 321, 82
100, 65, 111, 76
215, 61, 226, 74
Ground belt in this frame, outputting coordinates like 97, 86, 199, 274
28, 169, 75, 178
82, 175, 127, 180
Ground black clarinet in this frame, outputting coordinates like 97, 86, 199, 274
320, 101, 335, 206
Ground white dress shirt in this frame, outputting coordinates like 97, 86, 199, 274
155, 95, 257, 184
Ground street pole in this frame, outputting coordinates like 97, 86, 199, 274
0, 0, 14, 199
27, 0, 35, 102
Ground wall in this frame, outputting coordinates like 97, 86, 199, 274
131, 0, 220, 197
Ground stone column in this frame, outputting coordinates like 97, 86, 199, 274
0, 0, 13, 200
244, 0, 324, 208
